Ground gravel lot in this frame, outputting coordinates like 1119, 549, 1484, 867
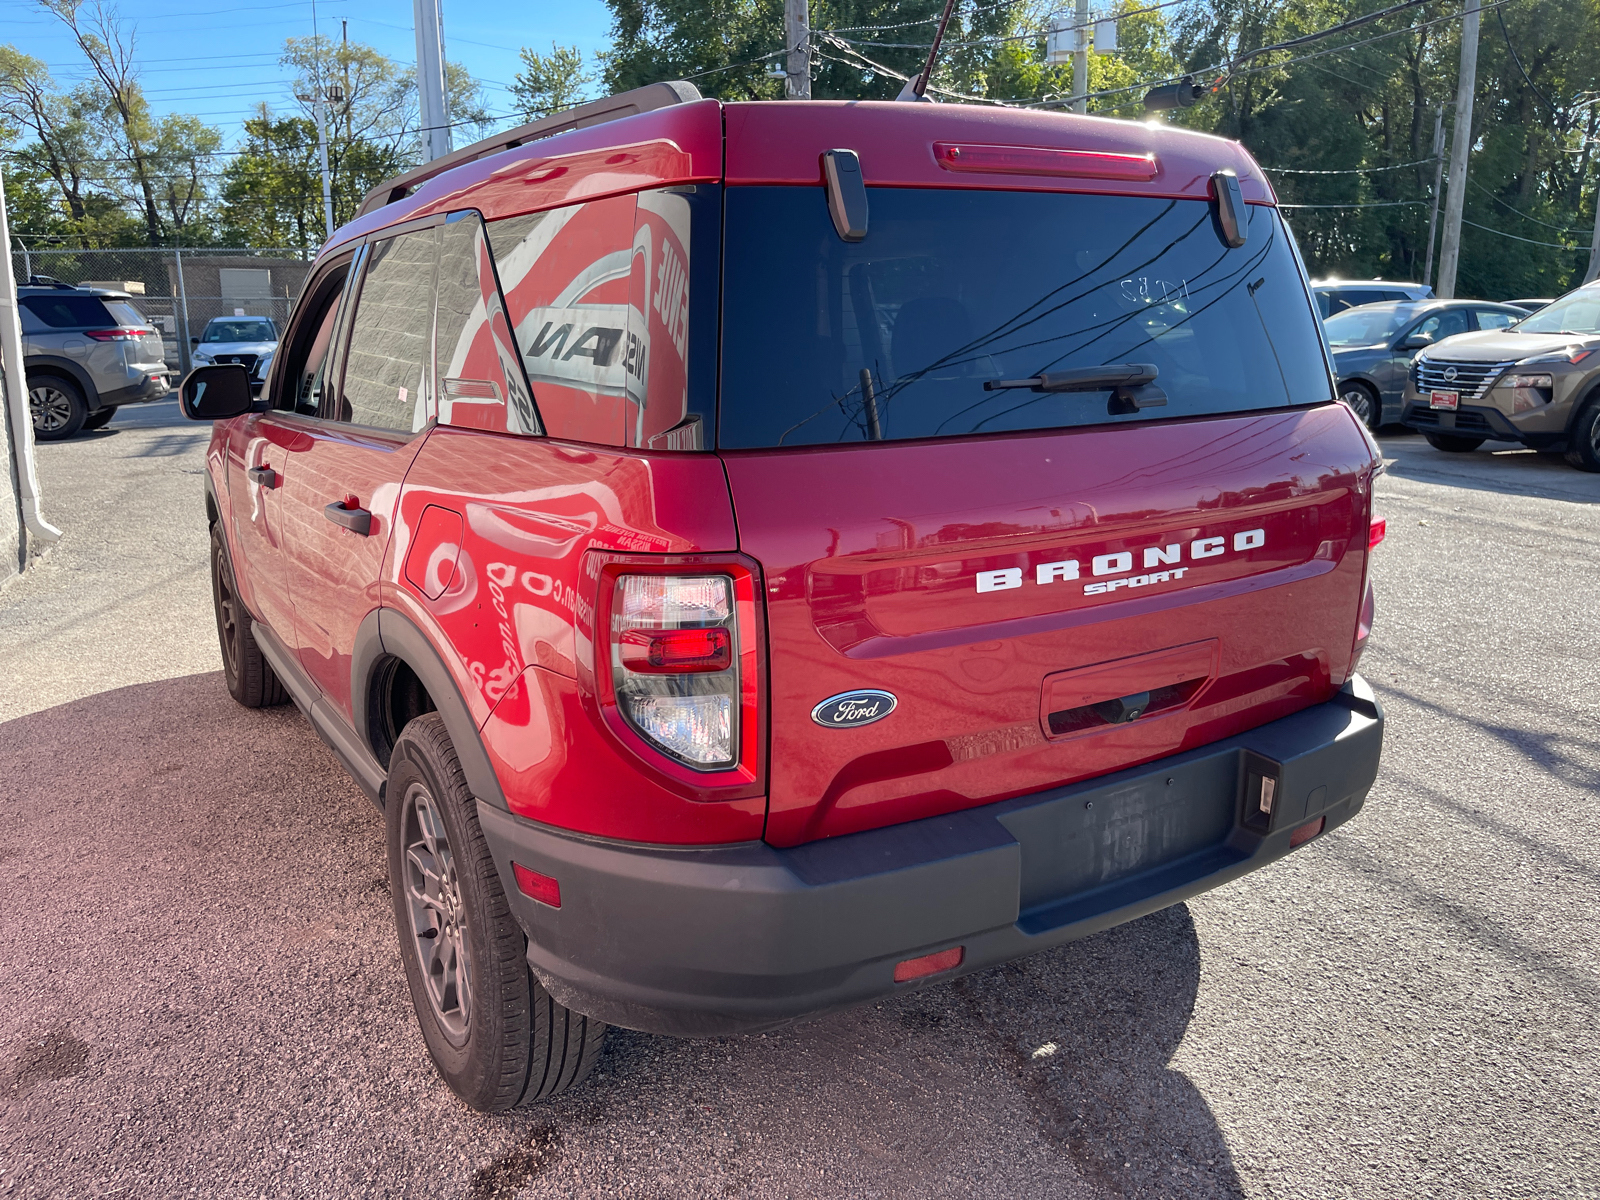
0, 403, 1595, 1199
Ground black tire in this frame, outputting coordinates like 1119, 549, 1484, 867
82, 407, 117, 431
1563, 399, 1600, 472
1424, 432, 1486, 453
1338, 381, 1381, 430
387, 713, 606, 1111
28, 374, 88, 441
209, 523, 288, 707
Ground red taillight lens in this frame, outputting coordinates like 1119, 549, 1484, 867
84, 327, 144, 341
618, 626, 731, 673
512, 863, 561, 908
933, 142, 1158, 180
1368, 516, 1386, 549
894, 946, 965, 983
611, 574, 739, 769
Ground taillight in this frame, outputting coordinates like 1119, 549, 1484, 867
611, 574, 740, 769
84, 327, 145, 341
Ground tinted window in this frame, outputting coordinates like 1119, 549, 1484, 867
719, 188, 1331, 448
1475, 310, 1517, 331
487, 194, 637, 446
1411, 309, 1469, 342
435, 212, 537, 434
20, 295, 114, 328
276, 259, 352, 418
339, 229, 436, 432
630, 186, 719, 450
101, 300, 149, 327
203, 319, 276, 342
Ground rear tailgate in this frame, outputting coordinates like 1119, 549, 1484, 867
724, 404, 1374, 847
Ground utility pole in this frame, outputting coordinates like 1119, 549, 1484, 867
295, 86, 337, 240
1436, 0, 1480, 300
1072, 0, 1091, 114
414, 0, 451, 162
1423, 104, 1446, 290
342, 19, 353, 142
784, 0, 811, 100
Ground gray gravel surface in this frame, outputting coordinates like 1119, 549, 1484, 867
0, 407, 1596, 1199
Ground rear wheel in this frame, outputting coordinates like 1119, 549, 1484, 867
1424, 432, 1486, 453
209, 523, 288, 707
28, 375, 88, 441
388, 713, 606, 1111
1338, 381, 1380, 430
82, 407, 117, 431
1563, 400, 1600, 472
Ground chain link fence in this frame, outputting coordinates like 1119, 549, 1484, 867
11, 246, 315, 374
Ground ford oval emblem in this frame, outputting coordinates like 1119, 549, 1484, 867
811, 690, 898, 729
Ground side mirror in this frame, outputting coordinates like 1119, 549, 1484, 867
189, 336, 199, 346
1397, 332, 1434, 352
180, 364, 254, 420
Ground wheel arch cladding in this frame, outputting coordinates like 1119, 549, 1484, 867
25, 356, 98, 404
362, 609, 509, 809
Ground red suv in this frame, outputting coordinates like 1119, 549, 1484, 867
182, 82, 1385, 1110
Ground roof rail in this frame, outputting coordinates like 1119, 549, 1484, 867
354, 80, 705, 220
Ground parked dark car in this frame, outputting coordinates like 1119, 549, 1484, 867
1312, 279, 1433, 319
180, 83, 1386, 1110
1325, 299, 1526, 428
19, 280, 172, 439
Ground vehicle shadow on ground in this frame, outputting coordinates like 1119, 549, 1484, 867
0, 672, 1241, 1200
1378, 436, 1599, 504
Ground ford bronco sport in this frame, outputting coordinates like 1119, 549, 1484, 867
182, 82, 1386, 1110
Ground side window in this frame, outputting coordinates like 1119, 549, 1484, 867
629, 186, 719, 450
1412, 309, 1469, 342
435, 212, 538, 435
486, 194, 637, 446
337, 228, 437, 432
1476, 310, 1517, 331
273, 255, 354, 417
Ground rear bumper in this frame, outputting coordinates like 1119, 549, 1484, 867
481, 677, 1384, 1037
99, 374, 171, 408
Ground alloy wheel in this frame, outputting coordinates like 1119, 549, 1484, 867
1340, 387, 1374, 427
212, 541, 241, 679
401, 782, 473, 1045
29, 384, 74, 433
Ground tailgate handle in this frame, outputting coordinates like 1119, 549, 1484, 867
247, 464, 278, 489
324, 496, 372, 536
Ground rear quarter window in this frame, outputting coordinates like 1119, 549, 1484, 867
719, 187, 1332, 448
20, 295, 115, 329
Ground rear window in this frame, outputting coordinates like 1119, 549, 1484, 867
718, 188, 1331, 448
1324, 307, 1409, 347
20, 295, 115, 329
101, 299, 150, 327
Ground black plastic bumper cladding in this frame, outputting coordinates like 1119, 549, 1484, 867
481, 677, 1384, 1036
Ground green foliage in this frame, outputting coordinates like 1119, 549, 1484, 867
511, 44, 594, 121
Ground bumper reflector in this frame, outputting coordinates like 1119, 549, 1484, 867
512, 863, 561, 908
894, 946, 964, 983
1289, 816, 1325, 848
1369, 515, 1386, 548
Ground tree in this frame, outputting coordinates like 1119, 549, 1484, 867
511, 44, 592, 121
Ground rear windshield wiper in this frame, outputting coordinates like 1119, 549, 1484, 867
984, 362, 1167, 414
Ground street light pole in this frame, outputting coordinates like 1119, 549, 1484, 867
1072, 0, 1091, 114
414, 0, 451, 162
295, 87, 337, 241
1436, 0, 1481, 300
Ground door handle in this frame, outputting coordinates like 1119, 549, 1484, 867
247, 464, 278, 488
324, 496, 373, 536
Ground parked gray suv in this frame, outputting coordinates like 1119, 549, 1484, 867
19, 281, 172, 440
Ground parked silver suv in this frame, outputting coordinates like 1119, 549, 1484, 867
191, 316, 279, 394
19, 281, 172, 440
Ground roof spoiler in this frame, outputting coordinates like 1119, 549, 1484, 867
354, 80, 705, 220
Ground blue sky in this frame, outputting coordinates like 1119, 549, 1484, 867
8, 0, 616, 142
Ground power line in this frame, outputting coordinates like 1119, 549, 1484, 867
1264, 157, 1436, 174
1462, 218, 1578, 249
1279, 200, 1427, 209
1469, 180, 1587, 233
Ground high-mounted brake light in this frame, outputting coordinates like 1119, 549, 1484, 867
933, 142, 1158, 181
611, 574, 740, 768
1369, 516, 1386, 549
84, 327, 146, 341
